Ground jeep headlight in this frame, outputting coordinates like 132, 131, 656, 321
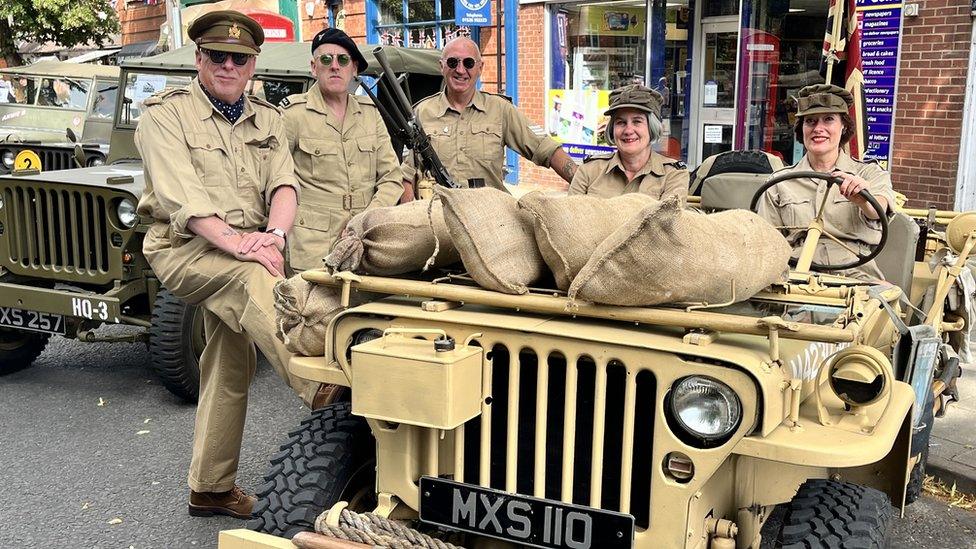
117, 198, 137, 228
670, 376, 742, 444
87, 156, 105, 167
1, 150, 13, 169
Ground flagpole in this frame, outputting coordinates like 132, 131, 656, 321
825, 0, 845, 84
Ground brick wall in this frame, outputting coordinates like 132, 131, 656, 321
516, 3, 567, 191
302, 0, 367, 41
890, 0, 973, 210
120, 2, 167, 46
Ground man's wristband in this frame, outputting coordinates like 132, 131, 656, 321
264, 227, 287, 242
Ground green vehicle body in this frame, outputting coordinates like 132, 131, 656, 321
0, 61, 121, 172
0, 43, 442, 400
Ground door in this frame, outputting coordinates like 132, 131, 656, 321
690, 17, 739, 166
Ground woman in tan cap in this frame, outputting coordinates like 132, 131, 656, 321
757, 84, 896, 281
569, 84, 688, 203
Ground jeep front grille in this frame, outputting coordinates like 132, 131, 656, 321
37, 149, 75, 171
3, 184, 110, 275
455, 344, 656, 529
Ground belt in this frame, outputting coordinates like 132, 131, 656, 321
302, 190, 372, 211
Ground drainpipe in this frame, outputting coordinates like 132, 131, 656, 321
953, 16, 976, 211
170, 0, 184, 49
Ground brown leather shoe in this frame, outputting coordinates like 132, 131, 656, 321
188, 485, 256, 519
311, 383, 350, 409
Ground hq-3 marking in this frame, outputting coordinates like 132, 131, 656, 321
70, 297, 110, 321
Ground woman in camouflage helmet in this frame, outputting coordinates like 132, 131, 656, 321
569, 84, 688, 203
758, 84, 895, 281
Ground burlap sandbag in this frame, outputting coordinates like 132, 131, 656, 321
569, 197, 791, 306
518, 192, 657, 290
435, 186, 545, 294
324, 199, 460, 275
273, 275, 348, 356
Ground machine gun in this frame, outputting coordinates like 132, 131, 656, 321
357, 47, 458, 190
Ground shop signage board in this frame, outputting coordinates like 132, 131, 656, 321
856, 0, 903, 170
547, 89, 616, 160
455, 0, 491, 26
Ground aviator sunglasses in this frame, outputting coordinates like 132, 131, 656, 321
319, 53, 352, 67
202, 48, 253, 67
444, 56, 477, 70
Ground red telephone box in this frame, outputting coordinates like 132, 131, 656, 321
735, 29, 780, 154
240, 9, 296, 43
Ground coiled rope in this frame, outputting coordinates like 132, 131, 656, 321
314, 508, 464, 549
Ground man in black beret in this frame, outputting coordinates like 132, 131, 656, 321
280, 28, 402, 275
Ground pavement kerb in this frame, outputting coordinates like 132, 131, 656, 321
927, 454, 976, 495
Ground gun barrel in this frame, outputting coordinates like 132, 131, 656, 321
373, 47, 416, 117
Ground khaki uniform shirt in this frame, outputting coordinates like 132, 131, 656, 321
282, 87, 403, 271
136, 79, 300, 241
401, 90, 561, 192
569, 150, 689, 205
758, 152, 896, 280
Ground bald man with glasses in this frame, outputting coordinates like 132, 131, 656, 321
400, 37, 578, 200
280, 28, 403, 277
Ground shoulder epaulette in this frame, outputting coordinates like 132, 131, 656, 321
248, 94, 282, 112
412, 92, 441, 109
666, 160, 687, 169
484, 91, 514, 104
583, 152, 614, 164
279, 93, 307, 109
143, 87, 189, 107
772, 162, 798, 174
353, 94, 376, 107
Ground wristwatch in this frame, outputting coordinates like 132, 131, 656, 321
264, 227, 287, 241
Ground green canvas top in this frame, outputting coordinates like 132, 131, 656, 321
0, 61, 120, 80
123, 42, 442, 77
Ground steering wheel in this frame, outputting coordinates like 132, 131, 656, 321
749, 171, 889, 272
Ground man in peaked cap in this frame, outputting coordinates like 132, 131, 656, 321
135, 10, 319, 518
569, 83, 688, 202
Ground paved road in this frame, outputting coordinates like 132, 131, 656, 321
1, 327, 974, 548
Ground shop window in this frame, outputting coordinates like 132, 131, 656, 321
702, 0, 738, 18
548, 0, 695, 162
373, 0, 477, 48
737, 0, 828, 163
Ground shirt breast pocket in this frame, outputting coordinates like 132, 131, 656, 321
825, 195, 863, 236
471, 123, 503, 160
777, 195, 814, 228
185, 132, 225, 187
245, 134, 279, 186
356, 137, 376, 183
297, 137, 338, 179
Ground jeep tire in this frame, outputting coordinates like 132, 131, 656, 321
759, 479, 892, 548
148, 289, 203, 402
248, 402, 376, 538
0, 329, 49, 375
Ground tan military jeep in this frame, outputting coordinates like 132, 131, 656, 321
225, 167, 973, 548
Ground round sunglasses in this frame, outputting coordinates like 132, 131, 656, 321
443, 56, 477, 70
201, 48, 253, 67
319, 53, 352, 67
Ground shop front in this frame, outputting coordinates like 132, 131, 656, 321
540, 0, 897, 170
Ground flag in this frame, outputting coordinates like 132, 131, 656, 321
821, 0, 868, 159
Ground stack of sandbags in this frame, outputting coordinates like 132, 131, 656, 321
325, 199, 460, 275
518, 192, 656, 290
435, 186, 545, 294
274, 274, 369, 356
568, 197, 792, 306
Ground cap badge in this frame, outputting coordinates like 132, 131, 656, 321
228, 23, 241, 39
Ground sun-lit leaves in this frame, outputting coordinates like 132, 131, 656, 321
0, 0, 120, 66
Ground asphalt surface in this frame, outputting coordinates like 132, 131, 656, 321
1, 326, 975, 548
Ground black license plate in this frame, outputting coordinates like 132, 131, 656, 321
0, 307, 66, 335
419, 477, 635, 549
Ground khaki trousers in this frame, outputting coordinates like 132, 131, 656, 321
144, 224, 316, 492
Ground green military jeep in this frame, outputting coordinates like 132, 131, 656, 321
0, 61, 120, 172
0, 43, 442, 401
